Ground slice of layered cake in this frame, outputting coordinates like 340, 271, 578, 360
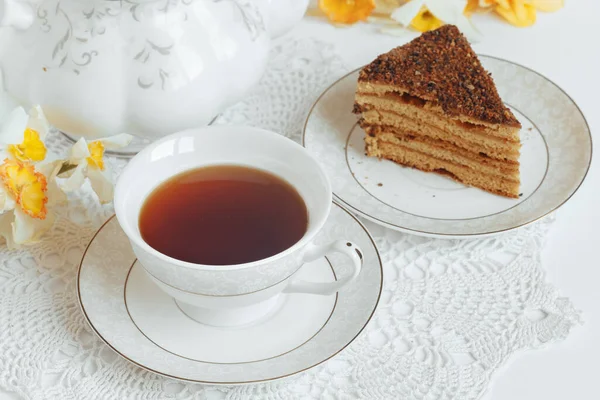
353, 25, 522, 198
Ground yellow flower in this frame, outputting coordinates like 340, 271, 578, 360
60, 134, 132, 204
411, 5, 444, 32
87, 141, 105, 170
390, 0, 481, 41
464, 0, 482, 15
0, 159, 48, 219
319, 0, 376, 24
495, 0, 536, 26
7, 128, 47, 162
1, 104, 50, 166
532, 0, 563, 12
479, 0, 563, 27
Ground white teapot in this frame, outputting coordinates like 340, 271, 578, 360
262, 0, 308, 38
0, 0, 269, 141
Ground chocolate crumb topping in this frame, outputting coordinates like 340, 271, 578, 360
358, 25, 521, 127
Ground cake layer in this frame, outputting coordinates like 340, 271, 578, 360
363, 128, 520, 178
365, 136, 520, 198
356, 80, 521, 132
355, 91, 520, 143
359, 109, 520, 162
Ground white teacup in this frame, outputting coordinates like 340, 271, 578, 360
115, 126, 363, 327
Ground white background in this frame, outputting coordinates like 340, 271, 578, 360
1, 1, 598, 399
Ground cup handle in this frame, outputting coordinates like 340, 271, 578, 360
283, 240, 363, 296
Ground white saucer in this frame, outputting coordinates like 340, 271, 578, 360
77, 202, 382, 384
303, 56, 592, 238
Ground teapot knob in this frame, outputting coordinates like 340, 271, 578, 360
0, 0, 34, 30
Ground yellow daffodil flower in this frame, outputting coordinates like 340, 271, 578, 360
0, 199, 57, 247
60, 134, 132, 203
319, 0, 376, 24
0, 105, 49, 163
478, 0, 563, 27
0, 159, 48, 219
532, 0, 563, 12
411, 6, 444, 31
495, 0, 536, 26
464, 0, 482, 14
0, 89, 67, 247
8, 128, 47, 162
0, 158, 66, 247
87, 140, 105, 170
391, 0, 481, 41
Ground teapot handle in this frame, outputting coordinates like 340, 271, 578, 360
0, 0, 34, 30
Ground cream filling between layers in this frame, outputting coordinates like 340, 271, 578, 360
359, 109, 520, 162
355, 93, 520, 144
364, 130, 520, 178
365, 136, 520, 198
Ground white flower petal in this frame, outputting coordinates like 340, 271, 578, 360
0, 191, 6, 212
0, 185, 16, 212
0, 211, 15, 248
98, 133, 134, 150
12, 207, 55, 245
60, 162, 88, 191
69, 138, 91, 163
56, 164, 77, 179
37, 160, 67, 206
87, 166, 114, 204
426, 0, 467, 21
391, 0, 425, 26
27, 105, 50, 140
47, 180, 67, 206
0, 107, 28, 145
37, 159, 64, 180
426, 0, 482, 42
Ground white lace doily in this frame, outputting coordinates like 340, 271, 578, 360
0, 38, 580, 400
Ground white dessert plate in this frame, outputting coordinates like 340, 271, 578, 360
77, 202, 382, 384
303, 55, 592, 238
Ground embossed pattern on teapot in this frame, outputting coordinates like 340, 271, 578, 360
0, 0, 269, 140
